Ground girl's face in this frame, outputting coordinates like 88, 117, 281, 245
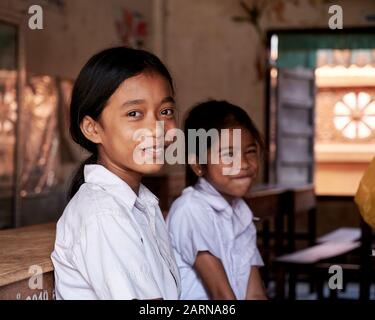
84, 72, 176, 177
204, 127, 259, 203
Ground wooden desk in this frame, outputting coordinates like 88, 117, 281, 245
246, 186, 288, 286
244, 183, 315, 254
0, 223, 56, 300
245, 185, 289, 257
246, 184, 289, 219
284, 184, 316, 252
243, 183, 316, 289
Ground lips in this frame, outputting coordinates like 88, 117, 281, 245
232, 176, 252, 183
142, 145, 165, 157
232, 174, 252, 179
230, 174, 254, 186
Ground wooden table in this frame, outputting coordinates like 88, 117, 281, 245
0, 223, 56, 300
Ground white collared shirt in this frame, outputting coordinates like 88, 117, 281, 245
51, 164, 180, 300
166, 177, 263, 300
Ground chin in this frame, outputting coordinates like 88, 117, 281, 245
139, 163, 164, 175
230, 183, 251, 197
231, 185, 251, 198
233, 190, 248, 198
220, 186, 244, 199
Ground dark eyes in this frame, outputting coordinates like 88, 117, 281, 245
127, 110, 142, 117
161, 108, 175, 116
222, 149, 257, 157
126, 108, 175, 118
247, 148, 257, 154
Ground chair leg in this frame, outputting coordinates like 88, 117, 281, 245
275, 264, 286, 299
360, 218, 372, 301
288, 267, 297, 300
262, 219, 271, 287
329, 287, 338, 299
308, 208, 317, 294
316, 278, 325, 299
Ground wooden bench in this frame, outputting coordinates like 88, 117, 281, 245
274, 231, 362, 299
0, 223, 56, 300
316, 227, 361, 244
275, 241, 361, 264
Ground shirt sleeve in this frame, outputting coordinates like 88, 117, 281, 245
167, 200, 220, 266
73, 213, 162, 300
251, 247, 264, 267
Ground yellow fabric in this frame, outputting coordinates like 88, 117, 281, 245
355, 157, 375, 229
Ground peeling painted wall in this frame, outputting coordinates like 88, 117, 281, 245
1, 0, 154, 79
165, 0, 375, 136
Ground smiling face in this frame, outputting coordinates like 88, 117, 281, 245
203, 126, 259, 203
80, 72, 176, 189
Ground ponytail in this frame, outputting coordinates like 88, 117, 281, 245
68, 154, 97, 200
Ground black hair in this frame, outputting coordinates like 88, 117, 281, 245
68, 46, 174, 199
184, 100, 264, 186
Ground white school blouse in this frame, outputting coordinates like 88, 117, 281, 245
51, 164, 181, 300
166, 177, 263, 300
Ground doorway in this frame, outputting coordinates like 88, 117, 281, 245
265, 28, 375, 197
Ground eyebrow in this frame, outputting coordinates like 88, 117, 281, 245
161, 96, 176, 105
121, 96, 175, 108
121, 99, 146, 108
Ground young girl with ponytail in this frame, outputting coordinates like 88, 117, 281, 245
51, 47, 180, 300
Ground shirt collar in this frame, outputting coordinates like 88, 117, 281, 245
83, 164, 159, 209
194, 177, 232, 213
194, 177, 253, 231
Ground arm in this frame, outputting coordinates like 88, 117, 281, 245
245, 267, 268, 300
78, 214, 163, 300
194, 251, 236, 300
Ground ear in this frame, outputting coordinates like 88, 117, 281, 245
190, 163, 205, 177
80, 115, 103, 145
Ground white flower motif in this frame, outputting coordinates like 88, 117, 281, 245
333, 91, 375, 139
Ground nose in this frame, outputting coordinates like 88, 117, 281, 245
145, 114, 164, 142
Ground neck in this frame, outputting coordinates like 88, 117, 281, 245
203, 176, 235, 206
221, 193, 235, 206
98, 156, 142, 195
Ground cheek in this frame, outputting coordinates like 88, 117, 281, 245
121, 125, 138, 143
164, 118, 177, 132
118, 117, 144, 141
207, 164, 232, 185
245, 155, 259, 173
251, 158, 259, 174
104, 121, 138, 155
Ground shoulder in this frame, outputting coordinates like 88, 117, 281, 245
167, 186, 215, 229
69, 183, 126, 220
55, 183, 132, 245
